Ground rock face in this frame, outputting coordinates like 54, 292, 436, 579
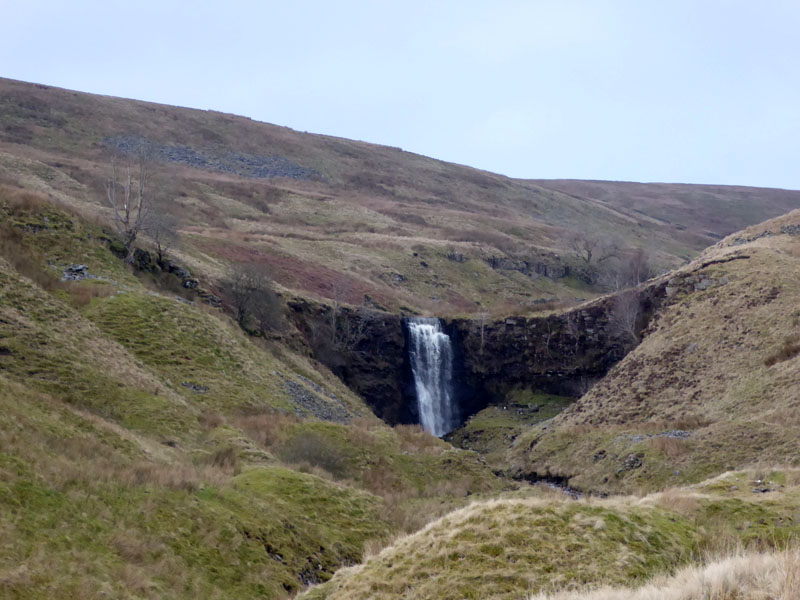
450, 295, 652, 413
485, 256, 570, 279
287, 284, 667, 429
287, 298, 411, 424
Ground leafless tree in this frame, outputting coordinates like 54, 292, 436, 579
144, 211, 179, 265
251, 283, 285, 336
609, 290, 642, 346
564, 313, 581, 356
328, 279, 352, 344
307, 299, 374, 371
225, 263, 283, 334
569, 230, 618, 266
627, 247, 652, 286
332, 303, 373, 351
568, 230, 620, 285
106, 142, 153, 251
597, 248, 653, 292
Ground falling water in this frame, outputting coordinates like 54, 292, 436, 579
406, 318, 456, 437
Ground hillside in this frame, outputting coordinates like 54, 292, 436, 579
4, 76, 800, 600
302, 468, 800, 600
510, 210, 800, 493
3, 77, 800, 315
0, 192, 506, 598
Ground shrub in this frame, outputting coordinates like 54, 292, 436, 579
276, 432, 349, 479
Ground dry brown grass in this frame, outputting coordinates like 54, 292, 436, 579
764, 334, 800, 366
393, 423, 446, 455
645, 488, 703, 517
206, 446, 241, 475
529, 549, 800, 600
649, 436, 689, 458
198, 410, 224, 430
0, 222, 62, 291
235, 410, 300, 450
64, 281, 116, 307
0, 183, 48, 212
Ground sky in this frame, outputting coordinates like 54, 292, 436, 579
2, 1, 799, 189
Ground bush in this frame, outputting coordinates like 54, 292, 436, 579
276, 432, 350, 479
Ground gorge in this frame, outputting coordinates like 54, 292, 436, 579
288, 277, 667, 434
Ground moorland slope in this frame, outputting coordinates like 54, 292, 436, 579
511, 211, 800, 493
3, 77, 800, 314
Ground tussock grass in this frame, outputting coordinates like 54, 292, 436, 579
530, 549, 800, 600
515, 229, 800, 493
304, 469, 800, 600
303, 494, 700, 600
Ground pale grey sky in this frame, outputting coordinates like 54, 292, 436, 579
2, 1, 799, 189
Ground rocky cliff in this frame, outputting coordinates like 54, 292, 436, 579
288, 281, 669, 429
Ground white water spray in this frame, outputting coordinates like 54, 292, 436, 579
406, 318, 456, 437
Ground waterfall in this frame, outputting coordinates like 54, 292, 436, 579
406, 318, 456, 437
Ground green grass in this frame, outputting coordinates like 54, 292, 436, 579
448, 392, 574, 468
0, 198, 513, 598
0, 381, 390, 598
303, 497, 701, 600
303, 468, 800, 600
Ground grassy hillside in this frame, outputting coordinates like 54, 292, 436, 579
530, 549, 800, 600
2, 77, 800, 314
6, 77, 800, 599
0, 190, 506, 598
511, 210, 800, 493
302, 468, 800, 600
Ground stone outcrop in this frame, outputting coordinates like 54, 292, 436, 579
485, 256, 570, 279
286, 298, 410, 424
105, 134, 318, 180
286, 283, 668, 429
128, 247, 222, 307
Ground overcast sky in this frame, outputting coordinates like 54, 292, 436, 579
2, 1, 799, 189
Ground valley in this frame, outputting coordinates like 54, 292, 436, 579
2, 78, 800, 599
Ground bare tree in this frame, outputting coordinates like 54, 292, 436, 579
250, 282, 285, 336
627, 247, 651, 286
568, 230, 620, 284
106, 142, 153, 251
569, 230, 618, 266
333, 303, 373, 351
307, 299, 374, 371
328, 279, 352, 344
144, 211, 179, 265
564, 313, 581, 356
597, 248, 653, 292
609, 290, 642, 346
225, 263, 283, 334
